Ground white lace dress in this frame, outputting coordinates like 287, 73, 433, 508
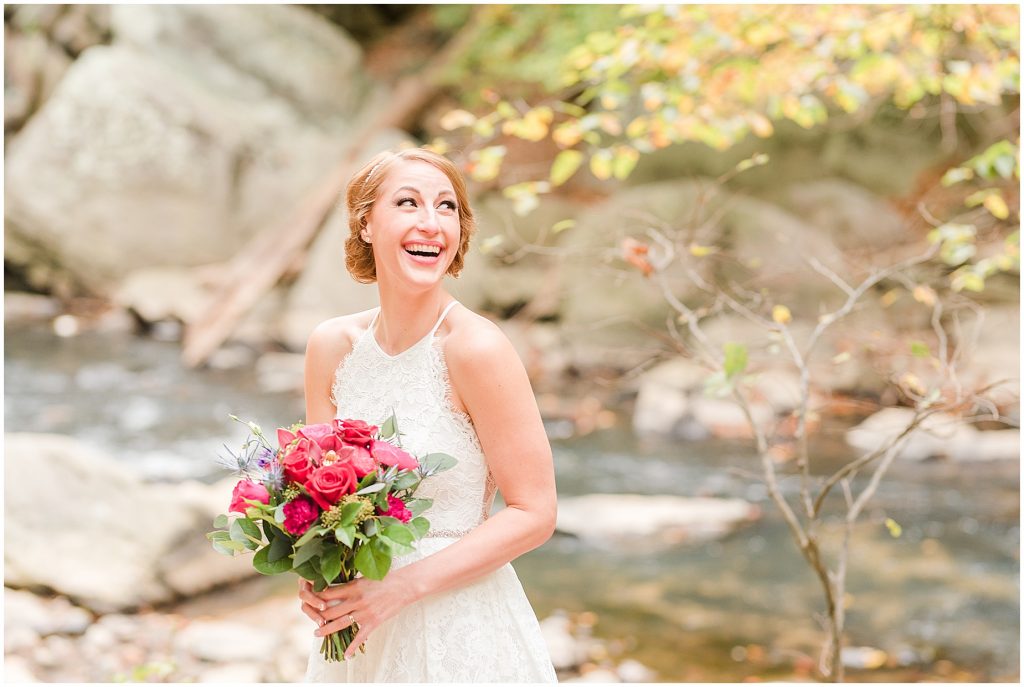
304, 301, 557, 683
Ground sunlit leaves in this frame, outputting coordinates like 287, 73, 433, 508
550, 150, 583, 186
467, 146, 507, 182
772, 305, 793, 325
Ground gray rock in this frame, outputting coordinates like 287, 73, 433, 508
690, 396, 775, 438
632, 379, 689, 437
197, 663, 266, 683
845, 408, 976, 462
4, 589, 93, 636
556, 494, 759, 550
778, 178, 909, 251
616, 658, 657, 682
255, 352, 306, 394
3, 292, 60, 322
4, 434, 255, 612
539, 612, 583, 671
949, 429, 1020, 462
110, 5, 368, 129
114, 267, 212, 324
174, 619, 277, 662
3, 655, 40, 683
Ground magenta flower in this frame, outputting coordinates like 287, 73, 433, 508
283, 496, 319, 536
378, 494, 412, 523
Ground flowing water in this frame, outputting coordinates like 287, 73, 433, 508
5, 323, 1019, 681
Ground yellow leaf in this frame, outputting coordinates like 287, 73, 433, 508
772, 305, 792, 325
884, 518, 903, 538
550, 150, 584, 186
832, 351, 852, 365
551, 219, 575, 234
612, 146, 640, 180
747, 112, 774, 138
912, 285, 937, 306
880, 289, 901, 307
590, 151, 613, 180
688, 243, 718, 257
553, 123, 582, 148
983, 193, 1010, 220
439, 109, 476, 131
899, 372, 927, 395
478, 235, 505, 255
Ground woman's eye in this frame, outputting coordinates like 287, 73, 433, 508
440, 200, 457, 211
397, 197, 416, 207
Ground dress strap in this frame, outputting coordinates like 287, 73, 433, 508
428, 300, 460, 337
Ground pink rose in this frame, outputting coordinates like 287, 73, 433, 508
370, 440, 418, 471
334, 444, 377, 477
281, 437, 321, 483
229, 479, 270, 514
334, 419, 378, 447
378, 494, 412, 523
305, 462, 358, 511
299, 422, 344, 452
282, 496, 319, 536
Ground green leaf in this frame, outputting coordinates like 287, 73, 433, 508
408, 517, 429, 539
407, 498, 433, 518
550, 150, 583, 186
229, 519, 259, 550
253, 545, 293, 575
293, 559, 319, 582
376, 516, 403, 529
551, 219, 575, 234
293, 539, 323, 568
335, 525, 356, 548
320, 545, 343, 584
357, 482, 386, 495
337, 501, 365, 528
356, 472, 377, 492
207, 530, 231, 542
910, 341, 931, 358
363, 519, 379, 537
382, 524, 414, 544
267, 526, 294, 562
419, 453, 457, 474
380, 413, 397, 439
723, 342, 748, 379
391, 471, 421, 491
213, 514, 229, 529
293, 525, 326, 548
354, 539, 392, 581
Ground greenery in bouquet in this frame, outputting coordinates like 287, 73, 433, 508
207, 413, 456, 661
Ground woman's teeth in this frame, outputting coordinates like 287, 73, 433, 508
405, 244, 441, 257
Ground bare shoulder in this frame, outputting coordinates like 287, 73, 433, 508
440, 305, 517, 368
307, 310, 374, 352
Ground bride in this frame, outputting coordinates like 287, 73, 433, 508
299, 147, 558, 681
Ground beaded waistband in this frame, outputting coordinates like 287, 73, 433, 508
423, 528, 471, 539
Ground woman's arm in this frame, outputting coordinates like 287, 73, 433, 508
309, 318, 557, 656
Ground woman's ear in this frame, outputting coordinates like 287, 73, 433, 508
361, 222, 372, 244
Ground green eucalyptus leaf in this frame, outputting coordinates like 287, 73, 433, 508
213, 514, 229, 529
253, 545, 292, 575
294, 525, 326, 548
356, 482, 386, 496
407, 499, 433, 518
408, 517, 429, 539
267, 528, 293, 562
338, 502, 364, 528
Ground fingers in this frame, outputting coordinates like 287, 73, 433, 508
300, 602, 325, 627
345, 624, 370, 660
316, 611, 360, 638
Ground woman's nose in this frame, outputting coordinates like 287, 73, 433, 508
417, 207, 441, 233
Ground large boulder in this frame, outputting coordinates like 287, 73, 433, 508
4, 433, 254, 612
555, 494, 760, 551
845, 408, 986, 462
5, 5, 373, 295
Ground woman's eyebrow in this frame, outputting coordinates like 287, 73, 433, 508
392, 185, 454, 197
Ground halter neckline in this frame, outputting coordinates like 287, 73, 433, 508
367, 300, 459, 360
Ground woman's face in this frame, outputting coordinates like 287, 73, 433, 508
364, 159, 462, 291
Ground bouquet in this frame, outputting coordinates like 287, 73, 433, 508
207, 413, 455, 662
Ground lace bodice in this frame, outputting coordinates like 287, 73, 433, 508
330, 300, 496, 536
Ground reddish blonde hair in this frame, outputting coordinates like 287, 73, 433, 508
344, 148, 476, 284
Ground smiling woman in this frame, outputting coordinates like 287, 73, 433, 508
298, 148, 558, 682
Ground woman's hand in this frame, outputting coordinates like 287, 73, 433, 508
301, 573, 419, 659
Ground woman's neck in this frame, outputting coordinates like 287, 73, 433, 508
373, 283, 452, 356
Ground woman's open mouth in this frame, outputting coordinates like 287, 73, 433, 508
404, 243, 443, 265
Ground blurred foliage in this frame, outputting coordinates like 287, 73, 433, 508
434, 4, 1019, 293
